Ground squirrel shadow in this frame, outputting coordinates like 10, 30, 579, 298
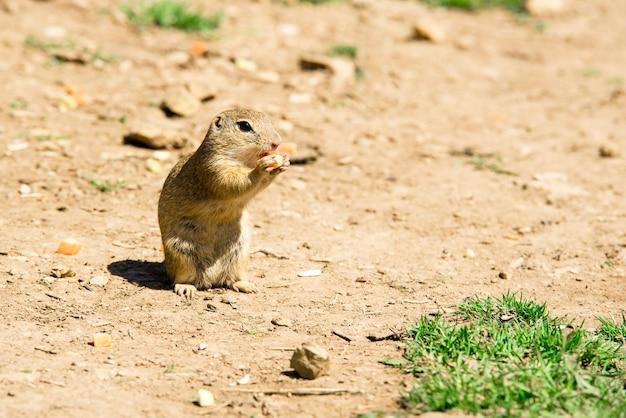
107, 259, 170, 290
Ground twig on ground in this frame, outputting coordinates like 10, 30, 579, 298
223, 387, 362, 396
331, 330, 353, 342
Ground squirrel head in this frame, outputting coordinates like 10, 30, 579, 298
202, 108, 282, 168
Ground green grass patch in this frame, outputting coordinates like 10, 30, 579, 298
421, 0, 525, 12
24, 35, 76, 52
88, 178, 125, 193
24, 35, 117, 65
9, 98, 28, 110
330, 44, 358, 58
388, 293, 626, 417
122, 0, 221, 33
468, 155, 516, 176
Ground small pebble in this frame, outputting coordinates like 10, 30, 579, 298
56, 238, 81, 255
599, 144, 619, 158
50, 265, 75, 278
236, 374, 251, 385
289, 93, 312, 104
161, 90, 200, 117
7, 142, 29, 152
290, 342, 330, 380
234, 58, 258, 72
152, 150, 171, 161
297, 269, 322, 277
464, 249, 476, 259
509, 257, 524, 270
271, 317, 292, 327
195, 389, 215, 407
89, 275, 109, 287
220, 296, 235, 305
92, 333, 111, 348
19, 184, 32, 195
197, 342, 208, 351
145, 158, 162, 173
412, 18, 446, 43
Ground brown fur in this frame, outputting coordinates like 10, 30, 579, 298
157, 108, 289, 297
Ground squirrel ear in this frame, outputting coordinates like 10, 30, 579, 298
214, 116, 222, 129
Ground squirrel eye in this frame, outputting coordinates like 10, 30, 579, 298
236, 121, 254, 132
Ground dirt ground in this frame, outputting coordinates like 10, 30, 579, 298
0, 0, 624, 417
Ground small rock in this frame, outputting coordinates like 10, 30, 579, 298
89, 275, 109, 287
299, 54, 355, 89
554, 265, 580, 277
289, 179, 307, 191
195, 389, 215, 407
277, 23, 299, 37
7, 142, 28, 152
498, 271, 509, 280
509, 257, 525, 270
43, 26, 66, 38
338, 156, 353, 165
123, 127, 188, 150
145, 158, 162, 174
255, 71, 280, 83
197, 342, 208, 351
56, 238, 81, 256
7, 268, 26, 279
92, 333, 111, 348
50, 265, 75, 278
531, 172, 587, 199
59, 95, 79, 111
297, 269, 322, 278
166, 50, 191, 66
152, 150, 171, 161
206, 302, 217, 312
190, 40, 209, 57
236, 374, 251, 385
525, 0, 567, 17
411, 19, 446, 43
271, 317, 292, 327
464, 249, 476, 259
18, 184, 32, 195
220, 295, 235, 305
234, 58, 258, 72
500, 313, 515, 321
598, 144, 619, 158
289, 92, 312, 104
160, 90, 201, 117
40, 276, 57, 285
290, 342, 330, 380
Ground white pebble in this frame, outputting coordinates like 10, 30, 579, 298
237, 374, 251, 385
19, 184, 32, 195
297, 269, 322, 277
89, 275, 109, 286
195, 389, 215, 407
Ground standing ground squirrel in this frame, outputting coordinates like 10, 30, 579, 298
158, 108, 289, 299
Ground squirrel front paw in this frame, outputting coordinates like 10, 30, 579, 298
258, 154, 290, 175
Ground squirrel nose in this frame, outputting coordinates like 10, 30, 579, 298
270, 143, 278, 151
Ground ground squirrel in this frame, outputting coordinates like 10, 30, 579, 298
158, 108, 289, 298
